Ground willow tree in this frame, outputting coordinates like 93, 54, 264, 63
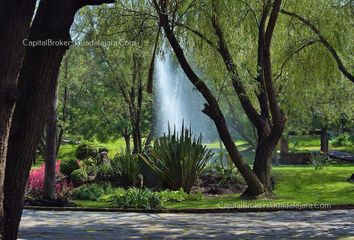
120, 0, 353, 197
262, 0, 354, 146
148, 0, 285, 196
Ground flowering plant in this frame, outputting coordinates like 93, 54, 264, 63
27, 160, 72, 197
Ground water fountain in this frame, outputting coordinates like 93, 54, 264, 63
154, 50, 216, 141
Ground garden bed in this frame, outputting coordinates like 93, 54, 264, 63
25, 165, 354, 210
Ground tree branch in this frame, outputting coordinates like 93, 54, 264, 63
262, 0, 285, 129
281, 9, 354, 83
211, 11, 263, 129
274, 39, 320, 81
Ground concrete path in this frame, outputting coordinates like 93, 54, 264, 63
19, 210, 354, 239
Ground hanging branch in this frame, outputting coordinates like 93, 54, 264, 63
281, 9, 354, 84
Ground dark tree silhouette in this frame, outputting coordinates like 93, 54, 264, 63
3, 0, 115, 238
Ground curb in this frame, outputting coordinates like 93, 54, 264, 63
23, 204, 354, 214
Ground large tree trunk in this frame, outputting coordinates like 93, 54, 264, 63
0, 0, 36, 236
3, 0, 115, 238
44, 92, 58, 200
209, 0, 284, 196
251, 0, 285, 194
253, 128, 283, 192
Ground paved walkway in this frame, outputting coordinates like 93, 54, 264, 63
19, 210, 354, 239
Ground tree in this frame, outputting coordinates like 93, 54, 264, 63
147, 0, 353, 196
272, 1, 354, 136
54, 5, 155, 152
3, 0, 115, 238
151, 0, 284, 197
0, 0, 36, 236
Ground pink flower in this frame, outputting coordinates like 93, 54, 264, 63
27, 160, 72, 196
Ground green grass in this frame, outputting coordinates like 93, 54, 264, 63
73, 165, 354, 209
331, 145, 354, 153
72, 200, 111, 208
57, 138, 128, 162
36, 134, 352, 167
288, 135, 354, 153
205, 140, 248, 149
56, 139, 253, 163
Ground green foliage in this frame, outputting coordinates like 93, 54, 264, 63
70, 168, 88, 186
75, 143, 98, 160
157, 189, 203, 203
111, 152, 141, 187
332, 133, 352, 147
99, 147, 109, 153
60, 159, 80, 177
157, 189, 189, 202
80, 158, 98, 177
75, 166, 354, 209
309, 153, 331, 170
214, 153, 240, 186
213, 165, 240, 187
103, 188, 162, 209
141, 125, 213, 193
85, 165, 98, 177
96, 164, 120, 183
71, 183, 115, 201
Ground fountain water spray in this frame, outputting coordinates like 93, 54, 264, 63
154, 50, 216, 142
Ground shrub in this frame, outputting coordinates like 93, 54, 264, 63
96, 164, 120, 183
60, 159, 80, 177
157, 189, 188, 202
70, 169, 88, 186
82, 158, 96, 167
186, 192, 203, 201
141, 125, 213, 193
98, 188, 126, 202
332, 133, 352, 147
71, 183, 116, 201
111, 152, 141, 187
309, 153, 331, 170
103, 188, 162, 209
81, 158, 98, 177
85, 165, 98, 177
75, 143, 98, 160
210, 154, 240, 186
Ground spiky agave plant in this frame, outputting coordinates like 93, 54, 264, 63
141, 124, 213, 193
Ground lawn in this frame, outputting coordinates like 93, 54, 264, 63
47, 135, 351, 167
58, 138, 127, 161
32, 138, 129, 168
288, 135, 354, 153
73, 165, 354, 209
